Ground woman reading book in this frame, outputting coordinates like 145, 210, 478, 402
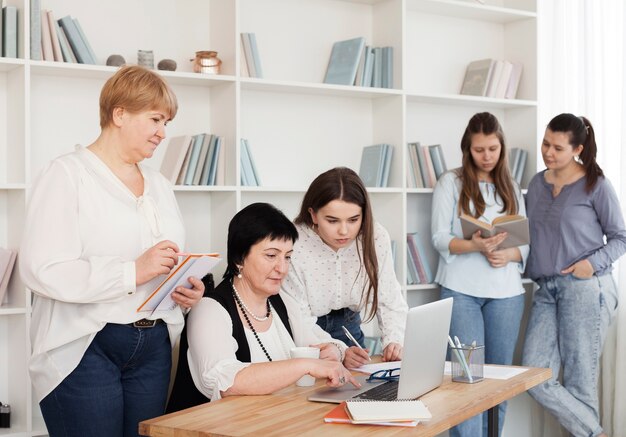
281, 167, 408, 369
166, 203, 357, 412
431, 112, 528, 437
19, 66, 206, 437
522, 114, 626, 437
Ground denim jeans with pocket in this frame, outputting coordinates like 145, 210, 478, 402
441, 287, 525, 437
40, 322, 171, 437
317, 307, 365, 347
522, 274, 618, 437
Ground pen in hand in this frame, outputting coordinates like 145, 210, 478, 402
342, 325, 371, 361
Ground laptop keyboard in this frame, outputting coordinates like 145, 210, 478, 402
352, 380, 399, 401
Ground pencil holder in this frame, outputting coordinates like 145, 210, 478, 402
451, 345, 484, 384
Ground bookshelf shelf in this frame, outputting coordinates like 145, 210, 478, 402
0, 0, 539, 435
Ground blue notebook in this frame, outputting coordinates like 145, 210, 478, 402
324, 37, 366, 86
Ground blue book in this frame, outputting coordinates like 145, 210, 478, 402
361, 46, 374, 87
30, 0, 42, 60
199, 135, 216, 186
372, 47, 383, 88
248, 33, 263, 79
183, 134, 205, 185
324, 37, 366, 86
359, 144, 386, 187
58, 16, 92, 64
207, 136, 222, 185
2, 6, 18, 58
380, 144, 393, 187
73, 18, 97, 64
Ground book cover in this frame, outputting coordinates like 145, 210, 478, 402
183, 134, 206, 185
57, 16, 91, 64
30, 0, 42, 61
485, 59, 504, 98
160, 135, 192, 185
56, 23, 77, 63
2, 6, 17, 58
359, 144, 387, 187
428, 144, 447, 180
248, 33, 263, 79
46, 10, 63, 62
324, 402, 418, 427
0, 249, 17, 304
40, 10, 54, 61
73, 18, 97, 64
137, 254, 221, 314
199, 134, 217, 186
240, 33, 257, 78
345, 399, 431, 423
460, 213, 529, 249
324, 37, 366, 86
380, 144, 393, 187
505, 61, 523, 99
192, 133, 212, 186
460, 58, 495, 96
361, 46, 374, 87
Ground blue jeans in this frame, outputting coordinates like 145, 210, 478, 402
317, 308, 365, 347
40, 322, 172, 437
441, 287, 525, 437
522, 274, 618, 437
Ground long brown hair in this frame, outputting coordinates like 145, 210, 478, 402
295, 167, 379, 322
547, 113, 603, 192
457, 112, 518, 217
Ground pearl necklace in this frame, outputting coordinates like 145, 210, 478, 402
231, 285, 272, 362
231, 281, 271, 322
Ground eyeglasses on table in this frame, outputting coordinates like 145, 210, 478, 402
366, 368, 401, 382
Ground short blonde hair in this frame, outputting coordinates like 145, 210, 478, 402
99, 65, 178, 128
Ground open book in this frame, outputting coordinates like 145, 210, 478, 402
137, 253, 221, 314
460, 213, 529, 249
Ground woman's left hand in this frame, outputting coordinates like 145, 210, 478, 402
561, 259, 595, 279
382, 342, 403, 362
315, 343, 342, 362
171, 276, 205, 309
482, 248, 513, 268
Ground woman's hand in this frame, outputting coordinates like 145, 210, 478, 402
482, 247, 517, 268
305, 359, 360, 388
171, 276, 205, 309
471, 231, 508, 253
561, 259, 595, 279
382, 342, 403, 362
135, 240, 180, 285
343, 346, 371, 369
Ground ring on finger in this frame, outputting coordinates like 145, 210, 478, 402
339, 376, 346, 384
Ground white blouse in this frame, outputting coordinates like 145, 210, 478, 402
186, 290, 347, 401
19, 146, 186, 402
281, 222, 408, 348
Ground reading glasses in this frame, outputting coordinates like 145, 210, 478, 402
366, 368, 401, 382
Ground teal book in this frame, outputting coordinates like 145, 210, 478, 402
359, 144, 386, 187
183, 134, 205, 185
2, 6, 18, 58
248, 33, 263, 78
324, 37, 365, 86
73, 18, 96, 64
58, 16, 92, 64
207, 136, 222, 185
30, 0, 42, 60
380, 144, 393, 187
199, 135, 216, 185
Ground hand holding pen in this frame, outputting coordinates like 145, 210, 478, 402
342, 325, 371, 368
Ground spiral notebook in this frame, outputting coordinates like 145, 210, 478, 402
345, 399, 431, 423
324, 401, 419, 427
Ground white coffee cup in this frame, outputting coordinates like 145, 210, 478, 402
289, 346, 320, 386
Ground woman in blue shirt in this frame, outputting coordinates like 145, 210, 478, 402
431, 112, 528, 437
522, 114, 626, 437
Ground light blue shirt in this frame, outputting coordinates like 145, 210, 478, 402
431, 170, 529, 298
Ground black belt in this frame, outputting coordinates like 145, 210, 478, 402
129, 318, 163, 328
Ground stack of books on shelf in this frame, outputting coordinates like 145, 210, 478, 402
241, 33, 263, 78
406, 142, 447, 189
358, 144, 393, 187
460, 58, 523, 99
159, 134, 225, 186
30, 0, 96, 64
508, 147, 528, 184
0, 248, 17, 305
324, 37, 393, 89
1, 5, 18, 58
406, 232, 433, 285
240, 139, 261, 186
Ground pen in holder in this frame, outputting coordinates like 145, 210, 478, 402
451, 344, 484, 384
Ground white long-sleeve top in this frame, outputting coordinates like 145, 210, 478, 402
19, 146, 186, 402
281, 222, 408, 348
431, 170, 529, 298
186, 290, 347, 401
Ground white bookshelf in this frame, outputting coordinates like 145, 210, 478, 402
0, 0, 538, 435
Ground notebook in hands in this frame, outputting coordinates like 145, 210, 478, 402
307, 297, 453, 403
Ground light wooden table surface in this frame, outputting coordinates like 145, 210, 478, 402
140, 365, 551, 436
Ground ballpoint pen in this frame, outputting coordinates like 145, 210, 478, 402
450, 335, 473, 382
342, 325, 371, 361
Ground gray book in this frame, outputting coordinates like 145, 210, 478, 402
361, 46, 374, 87
199, 134, 217, 186
73, 18, 97, 64
514, 148, 527, 184
380, 144, 393, 187
240, 33, 257, 77
428, 144, 447, 180
382, 46, 393, 89
207, 136, 222, 185
372, 47, 383, 88
460, 59, 495, 96
460, 213, 529, 249
240, 139, 253, 186
248, 33, 263, 79
324, 37, 365, 86
2, 6, 18, 58
192, 134, 212, 186
245, 139, 261, 185
359, 144, 386, 187
183, 134, 206, 185
56, 24, 77, 63
160, 135, 193, 184
30, 0, 41, 60
58, 16, 92, 64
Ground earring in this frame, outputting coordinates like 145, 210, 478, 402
237, 266, 243, 279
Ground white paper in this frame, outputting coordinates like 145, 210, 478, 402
444, 361, 529, 380
351, 360, 402, 374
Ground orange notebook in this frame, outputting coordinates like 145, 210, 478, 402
323, 402, 418, 427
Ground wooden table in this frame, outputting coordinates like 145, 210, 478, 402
140, 365, 550, 436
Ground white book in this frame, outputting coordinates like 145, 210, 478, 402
241, 33, 257, 78
505, 61, 524, 99
485, 60, 505, 98
495, 60, 514, 99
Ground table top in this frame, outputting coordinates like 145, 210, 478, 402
140, 365, 551, 437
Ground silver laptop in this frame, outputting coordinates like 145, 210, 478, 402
308, 297, 453, 403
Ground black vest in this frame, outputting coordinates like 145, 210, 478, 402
166, 279, 294, 413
